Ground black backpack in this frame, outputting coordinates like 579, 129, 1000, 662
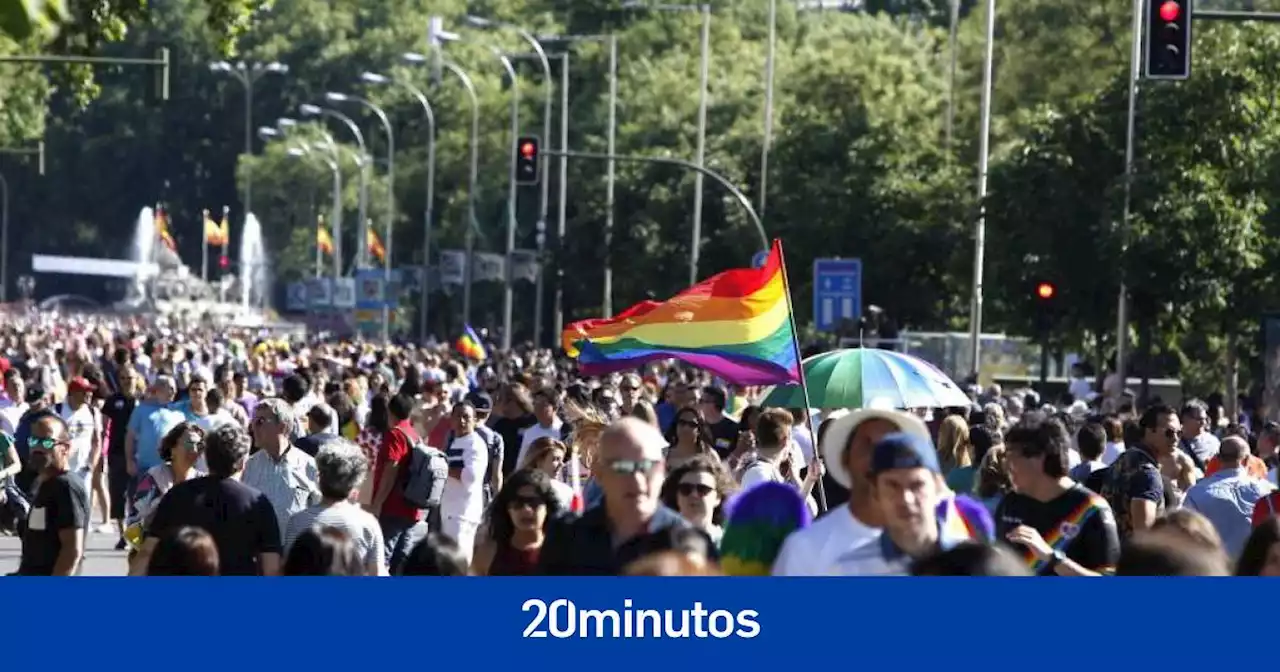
398, 428, 448, 511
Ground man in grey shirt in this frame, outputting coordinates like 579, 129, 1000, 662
284, 439, 386, 576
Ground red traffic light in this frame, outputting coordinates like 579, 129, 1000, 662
1159, 1, 1180, 22
218, 255, 230, 270
520, 142, 536, 158
1036, 282, 1056, 300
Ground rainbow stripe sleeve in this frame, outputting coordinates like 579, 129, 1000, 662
561, 240, 801, 386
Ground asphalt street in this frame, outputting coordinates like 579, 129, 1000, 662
0, 529, 128, 576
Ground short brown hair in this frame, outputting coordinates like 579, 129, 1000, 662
1102, 416, 1124, 443
755, 408, 794, 449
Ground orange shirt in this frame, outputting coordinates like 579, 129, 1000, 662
1205, 454, 1268, 480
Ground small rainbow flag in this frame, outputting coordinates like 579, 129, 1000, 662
561, 240, 801, 386
455, 325, 486, 361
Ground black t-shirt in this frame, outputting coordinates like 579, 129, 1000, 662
101, 394, 136, 458
18, 472, 89, 575
995, 485, 1121, 576
490, 415, 536, 478
708, 416, 740, 459
147, 476, 283, 576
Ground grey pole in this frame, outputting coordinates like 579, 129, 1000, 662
946, 0, 959, 154
428, 58, 481, 327
604, 35, 618, 319
0, 172, 7, 303
301, 104, 368, 271
967, 0, 996, 378
496, 53, 521, 352
209, 61, 288, 218
362, 73, 436, 342
554, 52, 571, 334
327, 157, 342, 279
690, 4, 710, 286
1117, 0, 1144, 390
760, 0, 775, 220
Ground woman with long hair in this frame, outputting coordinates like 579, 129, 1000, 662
1237, 517, 1280, 576
936, 414, 973, 477
355, 393, 390, 506
663, 406, 718, 470
471, 470, 564, 576
659, 454, 735, 545
519, 437, 574, 509
125, 422, 205, 572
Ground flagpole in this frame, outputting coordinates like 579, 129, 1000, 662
201, 209, 210, 284
220, 206, 230, 303
315, 215, 323, 278
775, 239, 828, 513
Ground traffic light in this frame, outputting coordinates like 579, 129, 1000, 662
218, 255, 230, 271
1033, 281, 1059, 335
515, 136, 540, 185
1145, 0, 1192, 80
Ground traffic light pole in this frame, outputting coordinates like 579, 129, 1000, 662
1195, 10, 1280, 22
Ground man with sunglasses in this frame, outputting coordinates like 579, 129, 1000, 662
16, 415, 88, 575
538, 417, 715, 575
1100, 404, 1176, 539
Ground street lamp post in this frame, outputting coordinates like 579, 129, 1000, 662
625, 2, 711, 285
362, 72, 437, 342
286, 146, 341, 280
761, 0, 776, 220
0, 141, 45, 303
968, 0, 997, 378
407, 52, 481, 326
209, 60, 288, 216
327, 92, 395, 342
493, 52, 521, 352
467, 16, 555, 347
300, 104, 370, 272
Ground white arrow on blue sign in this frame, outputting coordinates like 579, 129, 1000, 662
812, 258, 862, 332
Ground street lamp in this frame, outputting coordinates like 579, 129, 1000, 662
326, 91, 394, 342
466, 15, 555, 347
624, 2, 710, 286
405, 51, 481, 326
208, 60, 289, 216
536, 32, 619, 330
362, 70, 437, 341
487, 51, 521, 352
286, 146, 341, 279
299, 103, 369, 272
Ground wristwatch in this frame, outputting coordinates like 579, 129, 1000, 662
1046, 549, 1067, 571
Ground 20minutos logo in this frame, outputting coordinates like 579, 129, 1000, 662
522, 599, 761, 639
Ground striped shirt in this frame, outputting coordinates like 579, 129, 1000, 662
284, 501, 387, 575
242, 446, 322, 537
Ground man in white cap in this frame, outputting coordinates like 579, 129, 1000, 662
772, 406, 932, 575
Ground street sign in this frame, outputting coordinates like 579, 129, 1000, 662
307, 278, 332, 310
285, 282, 308, 312
332, 278, 356, 309
751, 250, 769, 269
355, 269, 387, 310
812, 258, 862, 332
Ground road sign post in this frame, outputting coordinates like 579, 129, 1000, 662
812, 258, 862, 332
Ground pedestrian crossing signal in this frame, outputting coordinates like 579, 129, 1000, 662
516, 136, 539, 185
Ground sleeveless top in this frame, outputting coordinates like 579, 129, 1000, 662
489, 544, 541, 576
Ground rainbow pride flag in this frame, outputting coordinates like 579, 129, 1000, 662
455, 325, 487, 361
562, 240, 801, 386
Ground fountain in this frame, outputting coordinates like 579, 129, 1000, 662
239, 213, 269, 311
131, 206, 155, 267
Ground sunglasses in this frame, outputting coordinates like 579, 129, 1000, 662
620, 386, 639, 393
253, 415, 277, 426
678, 419, 700, 428
27, 436, 65, 451
508, 495, 545, 510
183, 434, 203, 449
678, 483, 714, 497
608, 459, 660, 475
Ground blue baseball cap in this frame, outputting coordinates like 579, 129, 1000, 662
870, 432, 941, 477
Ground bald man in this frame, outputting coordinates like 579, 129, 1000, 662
1183, 435, 1275, 558
16, 415, 88, 575
537, 417, 716, 575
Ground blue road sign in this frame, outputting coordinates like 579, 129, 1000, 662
813, 258, 862, 332
355, 269, 388, 310
751, 250, 770, 269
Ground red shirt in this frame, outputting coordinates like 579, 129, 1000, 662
1254, 491, 1280, 528
428, 419, 451, 450
373, 419, 424, 522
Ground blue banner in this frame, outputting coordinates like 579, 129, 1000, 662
2, 579, 1244, 670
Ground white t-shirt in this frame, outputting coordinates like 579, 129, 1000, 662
790, 426, 814, 464
58, 402, 96, 476
516, 419, 564, 468
771, 505, 881, 576
0, 401, 28, 435
1102, 441, 1126, 466
738, 459, 818, 516
442, 432, 488, 525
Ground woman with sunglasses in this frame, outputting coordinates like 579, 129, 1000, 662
471, 469, 564, 576
660, 455, 735, 546
519, 437, 575, 510
663, 406, 719, 470
124, 422, 205, 571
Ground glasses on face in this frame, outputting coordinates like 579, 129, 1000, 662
253, 415, 277, 427
183, 433, 203, 449
27, 436, 63, 451
678, 419, 699, 429
1164, 427, 1179, 440
508, 495, 545, 511
607, 459, 660, 476
620, 386, 638, 393
677, 482, 714, 498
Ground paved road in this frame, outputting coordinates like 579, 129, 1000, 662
0, 529, 129, 576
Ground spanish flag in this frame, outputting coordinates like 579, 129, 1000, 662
455, 325, 486, 361
317, 216, 334, 256
366, 225, 385, 263
203, 209, 226, 246
155, 206, 176, 251
218, 207, 231, 248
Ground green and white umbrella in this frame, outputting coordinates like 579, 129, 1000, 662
760, 348, 970, 410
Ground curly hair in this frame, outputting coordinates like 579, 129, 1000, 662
486, 469, 564, 547
976, 444, 1012, 500
158, 421, 204, 464
659, 454, 736, 526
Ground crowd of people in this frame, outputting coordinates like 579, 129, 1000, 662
1, 310, 1277, 577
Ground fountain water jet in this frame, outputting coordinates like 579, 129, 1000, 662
239, 214, 269, 310
131, 207, 155, 266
